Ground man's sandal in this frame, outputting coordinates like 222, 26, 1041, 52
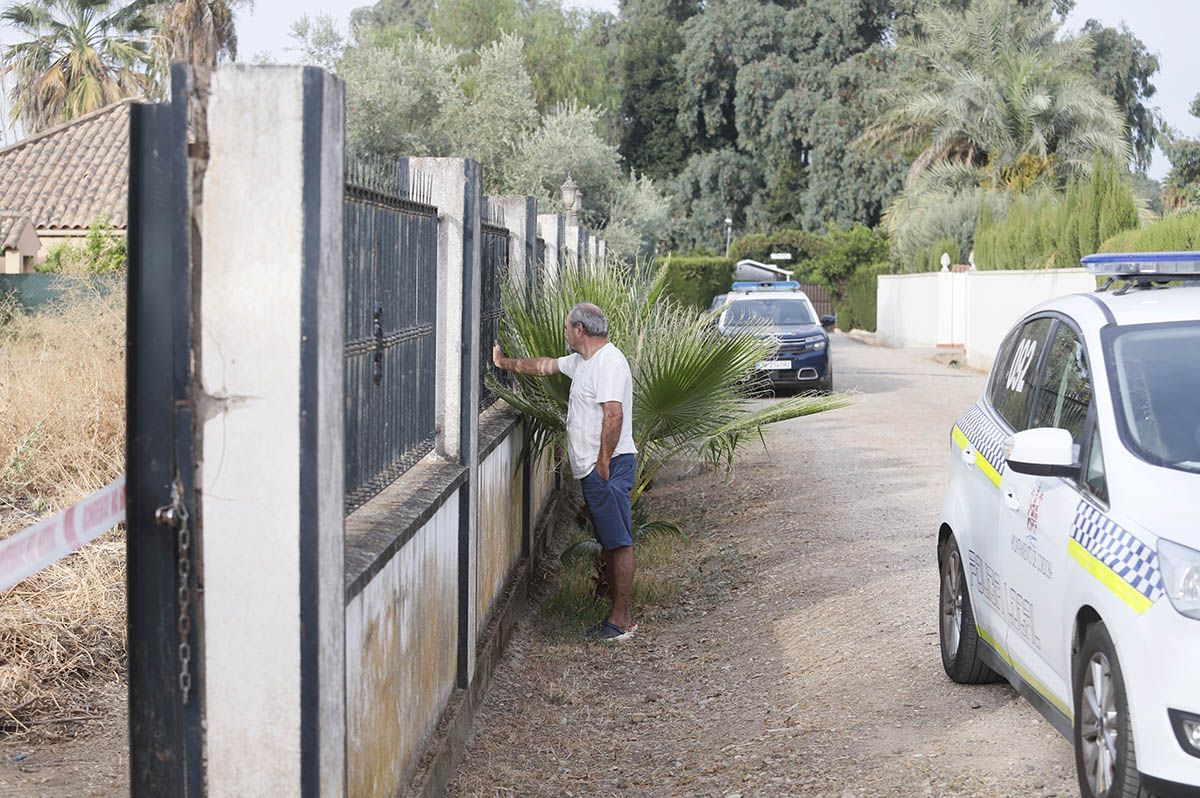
586, 621, 636, 642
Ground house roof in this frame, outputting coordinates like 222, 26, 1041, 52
0, 99, 137, 231
0, 211, 37, 250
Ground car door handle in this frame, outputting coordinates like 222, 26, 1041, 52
961, 447, 976, 467
1003, 489, 1021, 512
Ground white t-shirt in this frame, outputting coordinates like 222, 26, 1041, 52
557, 343, 637, 479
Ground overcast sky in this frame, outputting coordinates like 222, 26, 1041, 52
1, 0, 1194, 179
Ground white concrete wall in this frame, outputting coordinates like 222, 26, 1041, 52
876, 273, 941, 348
345, 493, 460, 798
876, 268, 1098, 369
536, 213, 563, 281
962, 269, 1097, 370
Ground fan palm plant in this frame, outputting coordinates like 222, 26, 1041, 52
1, 0, 157, 134
489, 258, 852, 557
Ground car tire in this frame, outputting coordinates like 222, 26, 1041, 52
1073, 622, 1151, 798
818, 361, 833, 393
938, 534, 1000, 684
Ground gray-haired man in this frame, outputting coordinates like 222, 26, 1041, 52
492, 302, 638, 641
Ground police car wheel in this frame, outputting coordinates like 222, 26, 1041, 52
938, 535, 999, 684
1073, 623, 1151, 798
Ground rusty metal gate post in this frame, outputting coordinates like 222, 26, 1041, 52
126, 65, 205, 796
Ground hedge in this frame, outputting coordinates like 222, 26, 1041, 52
973, 158, 1139, 270
656, 256, 734, 309
835, 261, 886, 333
728, 229, 827, 275
1099, 212, 1200, 252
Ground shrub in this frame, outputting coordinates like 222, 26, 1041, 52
973, 159, 1140, 270
655, 255, 734, 309
835, 261, 887, 332
1099, 212, 1200, 252
809, 225, 889, 291
32, 217, 126, 275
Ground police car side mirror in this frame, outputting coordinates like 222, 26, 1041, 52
820, 314, 836, 330
1005, 428, 1079, 478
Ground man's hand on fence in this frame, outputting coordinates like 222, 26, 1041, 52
492, 341, 505, 369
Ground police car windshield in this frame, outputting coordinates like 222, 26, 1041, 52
1107, 321, 1200, 474
724, 298, 814, 327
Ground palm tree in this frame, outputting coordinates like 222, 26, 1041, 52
489, 258, 852, 548
1, 0, 157, 134
868, 0, 1129, 192
155, 0, 252, 70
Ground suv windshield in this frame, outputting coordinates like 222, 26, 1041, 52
1105, 321, 1200, 474
724, 298, 814, 327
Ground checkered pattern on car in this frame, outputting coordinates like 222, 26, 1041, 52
1072, 500, 1164, 603
956, 403, 1007, 475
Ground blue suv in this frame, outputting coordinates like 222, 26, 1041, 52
717, 281, 835, 393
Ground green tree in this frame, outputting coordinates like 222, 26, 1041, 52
1163, 94, 1200, 211
1, 0, 157, 133
1080, 19, 1160, 174
670, 0, 908, 249
287, 13, 345, 72
615, 0, 698, 181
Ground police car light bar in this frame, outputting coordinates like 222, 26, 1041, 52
1082, 251, 1200, 279
731, 280, 801, 292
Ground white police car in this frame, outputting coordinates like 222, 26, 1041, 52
938, 253, 1200, 798
717, 281, 835, 393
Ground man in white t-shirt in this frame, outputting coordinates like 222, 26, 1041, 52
492, 302, 638, 642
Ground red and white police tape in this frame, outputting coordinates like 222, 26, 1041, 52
0, 475, 126, 592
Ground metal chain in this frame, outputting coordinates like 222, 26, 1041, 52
158, 485, 193, 705
174, 490, 192, 705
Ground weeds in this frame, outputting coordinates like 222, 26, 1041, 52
0, 292, 126, 739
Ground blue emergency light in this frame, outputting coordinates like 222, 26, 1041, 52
731, 280, 801, 292
1082, 251, 1200, 279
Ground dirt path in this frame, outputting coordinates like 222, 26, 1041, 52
446, 335, 1078, 798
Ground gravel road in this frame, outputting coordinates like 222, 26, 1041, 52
446, 334, 1080, 798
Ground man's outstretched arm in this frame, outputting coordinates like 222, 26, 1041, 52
493, 342, 560, 377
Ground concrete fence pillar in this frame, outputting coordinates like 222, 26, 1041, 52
197, 65, 346, 796
597, 238, 607, 266
409, 156, 483, 687
587, 235, 598, 267
536, 212, 563, 281
494, 196, 537, 298
563, 223, 586, 267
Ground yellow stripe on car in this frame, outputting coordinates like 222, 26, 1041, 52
1067, 539, 1153, 614
952, 425, 1002, 488
976, 624, 1074, 720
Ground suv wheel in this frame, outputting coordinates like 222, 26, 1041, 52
939, 534, 999, 684
1073, 622, 1151, 798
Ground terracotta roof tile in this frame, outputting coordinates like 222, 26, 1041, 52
0, 99, 136, 231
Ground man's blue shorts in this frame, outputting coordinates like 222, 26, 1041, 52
579, 453, 636, 551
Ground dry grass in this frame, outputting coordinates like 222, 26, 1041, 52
0, 288, 126, 740
541, 532, 694, 638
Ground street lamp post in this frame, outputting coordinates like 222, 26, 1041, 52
724, 217, 733, 257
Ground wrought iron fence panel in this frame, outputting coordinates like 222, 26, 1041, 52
480, 222, 510, 410
344, 157, 438, 513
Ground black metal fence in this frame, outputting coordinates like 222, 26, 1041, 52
480, 221, 510, 410
344, 157, 439, 513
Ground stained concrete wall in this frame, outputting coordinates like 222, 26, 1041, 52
476, 427, 524, 633
345, 492, 460, 798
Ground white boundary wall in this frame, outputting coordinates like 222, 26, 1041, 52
876, 268, 1097, 371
